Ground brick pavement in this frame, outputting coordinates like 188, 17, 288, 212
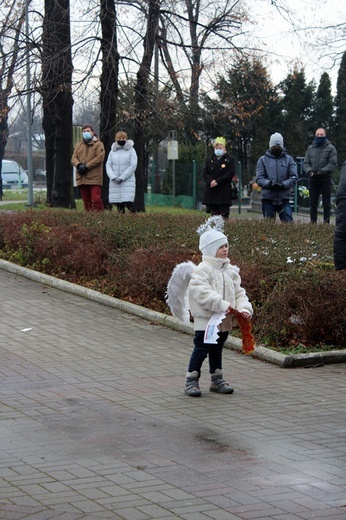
0, 267, 346, 520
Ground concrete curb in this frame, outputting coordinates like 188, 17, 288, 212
1, 258, 345, 368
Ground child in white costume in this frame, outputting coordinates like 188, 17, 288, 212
166, 216, 253, 397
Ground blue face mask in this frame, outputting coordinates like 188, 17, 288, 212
214, 149, 224, 157
314, 136, 326, 147
83, 131, 92, 142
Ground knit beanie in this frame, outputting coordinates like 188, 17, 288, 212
197, 216, 228, 258
269, 132, 284, 148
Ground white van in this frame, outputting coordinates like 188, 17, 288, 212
1, 160, 28, 188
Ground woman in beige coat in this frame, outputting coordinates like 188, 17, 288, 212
71, 124, 105, 211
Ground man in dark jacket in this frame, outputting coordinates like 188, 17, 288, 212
256, 132, 297, 222
303, 128, 337, 224
334, 162, 346, 270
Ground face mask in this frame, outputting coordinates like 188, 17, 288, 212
214, 149, 224, 157
117, 140, 126, 146
314, 136, 326, 146
271, 147, 282, 157
83, 131, 92, 142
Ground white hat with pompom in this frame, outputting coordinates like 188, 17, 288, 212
197, 216, 228, 258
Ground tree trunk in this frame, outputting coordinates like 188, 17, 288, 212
99, 0, 119, 210
0, 4, 25, 199
335, 51, 346, 165
42, 106, 55, 205
42, 0, 73, 208
133, 0, 160, 212
0, 98, 9, 200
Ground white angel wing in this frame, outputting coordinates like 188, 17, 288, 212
166, 261, 196, 324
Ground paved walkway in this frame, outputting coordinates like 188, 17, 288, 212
1, 267, 346, 519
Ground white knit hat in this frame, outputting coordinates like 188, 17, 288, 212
197, 216, 228, 258
269, 132, 284, 148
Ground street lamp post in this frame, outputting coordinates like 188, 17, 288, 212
167, 130, 178, 207
25, 0, 34, 207
293, 157, 307, 214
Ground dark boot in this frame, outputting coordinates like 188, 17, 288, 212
210, 369, 234, 394
184, 371, 201, 397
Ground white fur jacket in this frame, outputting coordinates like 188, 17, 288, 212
188, 256, 253, 331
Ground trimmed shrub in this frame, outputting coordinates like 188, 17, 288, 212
0, 209, 343, 352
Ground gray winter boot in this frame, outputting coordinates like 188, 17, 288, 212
210, 369, 234, 394
184, 371, 201, 397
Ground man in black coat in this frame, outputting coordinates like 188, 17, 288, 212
303, 128, 337, 224
334, 162, 346, 270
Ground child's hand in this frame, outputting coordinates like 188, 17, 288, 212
226, 307, 251, 321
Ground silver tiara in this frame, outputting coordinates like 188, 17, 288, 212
196, 215, 225, 236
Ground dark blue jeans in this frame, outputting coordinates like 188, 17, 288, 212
308, 176, 332, 223
262, 201, 293, 222
188, 330, 229, 376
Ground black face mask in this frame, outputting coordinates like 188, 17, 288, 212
117, 140, 126, 146
271, 147, 282, 157
314, 136, 327, 147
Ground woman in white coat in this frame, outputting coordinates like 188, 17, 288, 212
106, 131, 138, 213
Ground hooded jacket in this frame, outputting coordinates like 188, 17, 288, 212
256, 149, 297, 204
71, 136, 105, 186
334, 162, 346, 270
188, 256, 253, 331
106, 140, 138, 203
303, 139, 337, 178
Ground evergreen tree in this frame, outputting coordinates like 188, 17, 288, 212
201, 55, 278, 183
335, 51, 346, 165
162, 142, 205, 200
199, 95, 230, 147
311, 72, 334, 138
278, 68, 315, 159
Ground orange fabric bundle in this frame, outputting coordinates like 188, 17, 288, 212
227, 308, 255, 355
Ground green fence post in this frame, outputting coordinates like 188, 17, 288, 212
237, 161, 242, 214
294, 181, 298, 214
17, 164, 22, 189
294, 157, 305, 214
192, 160, 196, 209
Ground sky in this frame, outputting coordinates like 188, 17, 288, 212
246, 0, 346, 91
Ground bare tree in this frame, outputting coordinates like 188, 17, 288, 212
133, 0, 161, 212
158, 0, 246, 140
41, 0, 73, 208
99, 0, 119, 210
262, 0, 346, 79
0, 0, 26, 198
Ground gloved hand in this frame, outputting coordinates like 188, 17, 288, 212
309, 171, 316, 178
315, 170, 324, 177
271, 183, 285, 191
114, 178, 122, 184
77, 163, 88, 175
